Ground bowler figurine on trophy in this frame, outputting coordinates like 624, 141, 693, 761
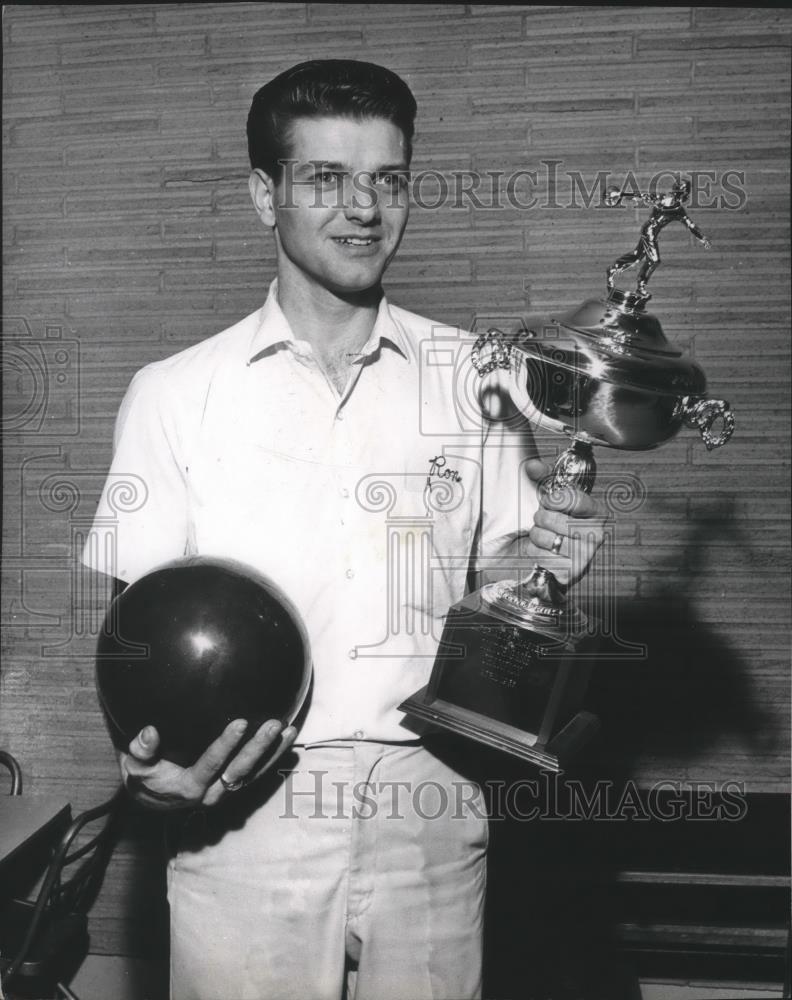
400, 177, 735, 771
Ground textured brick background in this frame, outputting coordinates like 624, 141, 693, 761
2, 4, 790, 959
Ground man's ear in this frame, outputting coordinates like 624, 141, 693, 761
249, 169, 277, 227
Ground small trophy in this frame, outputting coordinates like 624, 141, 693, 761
400, 178, 735, 771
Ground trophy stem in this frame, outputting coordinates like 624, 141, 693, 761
511, 438, 597, 607
549, 438, 596, 495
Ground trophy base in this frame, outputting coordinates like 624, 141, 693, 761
399, 686, 600, 772
399, 585, 601, 771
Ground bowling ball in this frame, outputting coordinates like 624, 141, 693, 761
95, 556, 311, 767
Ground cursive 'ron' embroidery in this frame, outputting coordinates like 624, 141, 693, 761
426, 455, 462, 488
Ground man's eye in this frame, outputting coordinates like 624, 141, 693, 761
315, 171, 342, 186
375, 172, 408, 190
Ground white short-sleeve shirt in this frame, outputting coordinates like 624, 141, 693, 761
83, 282, 539, 744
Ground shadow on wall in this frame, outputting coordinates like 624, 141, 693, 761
482, 495, 784, 1000
593, 491, 779, 771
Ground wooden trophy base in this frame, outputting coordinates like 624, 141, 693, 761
399, 583, 601, 772
399, 687, 599, 772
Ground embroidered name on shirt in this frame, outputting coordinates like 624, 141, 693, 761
427, 455, 462, 487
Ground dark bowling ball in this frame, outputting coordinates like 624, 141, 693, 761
95, 556, 311, 767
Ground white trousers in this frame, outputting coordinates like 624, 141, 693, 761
167, 740, 489, 1000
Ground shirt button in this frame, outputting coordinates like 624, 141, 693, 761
345, 568, 355, 579
335, 410, 344, 421
353, 730, 365, 740
340, 487, 350, 498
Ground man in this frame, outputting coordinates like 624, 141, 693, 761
85, 60, 604, 1000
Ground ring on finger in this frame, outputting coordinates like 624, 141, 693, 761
550, 533, 564, 555
220, 772, 246, 793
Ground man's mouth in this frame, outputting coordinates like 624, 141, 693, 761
333, 236, 378, 247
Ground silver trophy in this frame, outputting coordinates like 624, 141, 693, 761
401, 178, 735, 769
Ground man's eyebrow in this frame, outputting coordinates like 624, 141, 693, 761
298, 160, 410, 173
287, 161, 344, 179
306, 160, 348, 171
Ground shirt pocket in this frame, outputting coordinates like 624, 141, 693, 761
188, 442, 335, 597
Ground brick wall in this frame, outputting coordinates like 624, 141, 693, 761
3, 4, 790, 958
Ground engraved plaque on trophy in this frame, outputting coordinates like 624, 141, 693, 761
400, 178, 735, 771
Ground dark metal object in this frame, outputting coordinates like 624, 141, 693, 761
1, 787, 124, 998
0, 750, 23, 795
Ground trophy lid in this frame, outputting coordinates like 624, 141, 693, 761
516, 288, 706, 399
558, 288, 680, 357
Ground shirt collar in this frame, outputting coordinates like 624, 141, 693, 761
247, 280, 410, 365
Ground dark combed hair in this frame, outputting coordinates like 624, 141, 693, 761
247, 59, 417, 181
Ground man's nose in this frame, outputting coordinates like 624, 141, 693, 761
344, 173, 380, 222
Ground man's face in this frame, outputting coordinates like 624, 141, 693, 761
256, 115, 410, 297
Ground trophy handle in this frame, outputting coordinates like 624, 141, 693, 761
677, 396, 736, 451
471, 328, 513, 376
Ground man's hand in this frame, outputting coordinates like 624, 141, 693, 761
120, 719, 297, 810
524, 458, 607, 588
